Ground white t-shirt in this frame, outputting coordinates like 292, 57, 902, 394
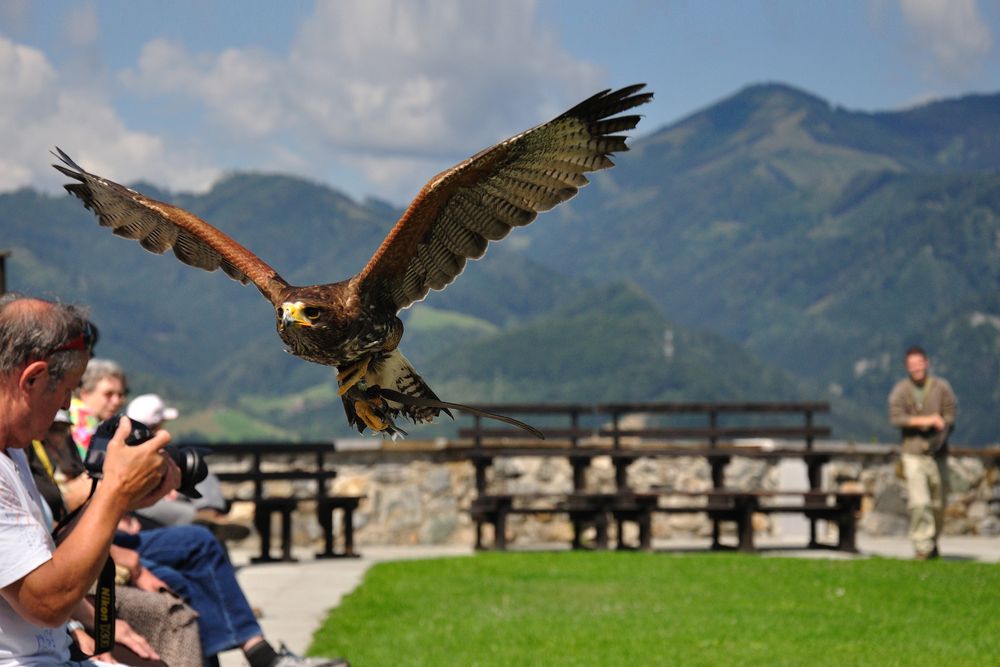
0, 447, 105, 667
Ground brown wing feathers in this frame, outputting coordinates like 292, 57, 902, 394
51, 148, 288, 302
358, 84, 652, 310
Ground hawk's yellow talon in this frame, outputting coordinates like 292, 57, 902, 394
337, 357, 371, 396
355, 399, 388, 431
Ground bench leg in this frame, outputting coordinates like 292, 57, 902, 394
252, 506, 273, 562
639, 509, 652, 551
595, 511, 609, 550
316, 504, 362, 559
733, 496, 757, 553
736, 511, 755, 553
279, 508, 295, 562
808, 517, 820, 549
252, 504, 297, 563
343, 509, 356, 557
837, 497, 861, 553
494, 508, 508, 550
318, 507, 335, 557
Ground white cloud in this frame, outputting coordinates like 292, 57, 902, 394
0, 35, 219, 194
898, 0, 993, 78
120, 0, 603, 201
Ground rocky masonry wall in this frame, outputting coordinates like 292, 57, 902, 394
218, 445, 1000, 548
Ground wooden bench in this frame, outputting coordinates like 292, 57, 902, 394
316, 495, 364, 559
209, 443, 363, 563
644, 489, 863, 552
458, 401, 854, 552
471, 493, 613, 550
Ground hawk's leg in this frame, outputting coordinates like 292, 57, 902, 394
354, 396, 388, 431
337, 357, 372, 396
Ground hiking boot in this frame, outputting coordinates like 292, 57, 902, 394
194, 510, 252, 542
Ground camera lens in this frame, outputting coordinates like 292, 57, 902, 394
87, 415, 210, 498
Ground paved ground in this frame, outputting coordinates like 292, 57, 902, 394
217, 535, 1000, 666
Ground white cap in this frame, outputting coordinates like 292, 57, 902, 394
126, 394, 179, 426
53, 409, 72, 424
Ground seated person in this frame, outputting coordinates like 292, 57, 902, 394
0, 294, 179, 666
127, 393, 250, 542
62, 355, 347, 666
28, 411, 202, 666
69, 357, 129, 457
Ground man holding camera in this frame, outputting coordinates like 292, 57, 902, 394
0, 294, 179, 665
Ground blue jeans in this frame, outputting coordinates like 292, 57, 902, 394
124, 525, 262, 657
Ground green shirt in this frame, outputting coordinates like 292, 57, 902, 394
888, 375, 957, 455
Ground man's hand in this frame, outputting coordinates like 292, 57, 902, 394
114, 618, 160, 661
134, 566, 173, 595
910, 414, 946, 431
70, 620, 160, 663
100, 417, 179, 511
69, 627, 117, 664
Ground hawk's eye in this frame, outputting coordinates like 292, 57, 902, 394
304, 307, 321, 320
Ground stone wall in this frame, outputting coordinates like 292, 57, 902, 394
218, 444, 1000, 549
828, 454, 1000, 538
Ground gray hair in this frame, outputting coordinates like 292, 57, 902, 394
0, 293, 91, 385
80, 358, 128, 394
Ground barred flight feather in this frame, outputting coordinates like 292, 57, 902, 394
423, 236, 465, 279
449, 193, 516, 240
478, 190, 539, 226
574, 136, 630, 154
114, 218, 154, 241
424, 231, 465, 282
137, 220, 178, 253
535, 146, 618, 165
587, 116, 643, 136
501, 166, 581, 191
435, 214, 489, 258
415, 243, 453, 290
488, 175, 567, 211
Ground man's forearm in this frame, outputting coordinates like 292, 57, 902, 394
5, 483, 128, 626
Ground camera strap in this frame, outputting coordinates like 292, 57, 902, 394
52, 478, 116, 655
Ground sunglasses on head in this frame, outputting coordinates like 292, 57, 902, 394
51, 320, 99, 355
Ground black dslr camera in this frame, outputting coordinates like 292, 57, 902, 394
84, 415, 209, 498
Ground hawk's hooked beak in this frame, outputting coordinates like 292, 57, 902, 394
280, 301, 313, 329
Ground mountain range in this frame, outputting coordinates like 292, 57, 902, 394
3, 82, 998, 444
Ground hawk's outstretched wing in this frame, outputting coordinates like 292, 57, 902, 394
355, 84, 652, 310
51, 149, 289, 303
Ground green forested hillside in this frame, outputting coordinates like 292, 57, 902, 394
520, 84, 1000, 444
4, 83, 999, 443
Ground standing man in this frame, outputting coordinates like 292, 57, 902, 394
0, 294, 178, 665
888, 346, 957, 560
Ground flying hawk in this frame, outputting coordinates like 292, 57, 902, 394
53, 84, 652, 437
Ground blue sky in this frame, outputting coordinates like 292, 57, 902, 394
2, 0, 998, 205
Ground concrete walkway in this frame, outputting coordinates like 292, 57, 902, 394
217, 535, 1000, 666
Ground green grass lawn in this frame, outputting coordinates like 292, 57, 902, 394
310, 551, 1000, 666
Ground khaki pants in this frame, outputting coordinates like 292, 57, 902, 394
901, 453, 948, 554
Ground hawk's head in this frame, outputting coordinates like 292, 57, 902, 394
278, 300, 322, 332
